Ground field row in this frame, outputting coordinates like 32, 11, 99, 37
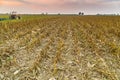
0, 16, 120, 80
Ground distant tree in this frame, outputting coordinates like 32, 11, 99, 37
58, 13, 60, 15
96, 13, 100, 15
81, 12, 84, 15
79, 12, 84, 15
79, 12, 81, 15
41, 13, 45, 15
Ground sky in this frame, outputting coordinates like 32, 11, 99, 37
0, 0, 120, 14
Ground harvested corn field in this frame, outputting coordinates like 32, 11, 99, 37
0, 15, 120, 80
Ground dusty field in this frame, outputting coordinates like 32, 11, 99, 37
0, 15, 120, 80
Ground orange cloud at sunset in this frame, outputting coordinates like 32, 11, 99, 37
26, 0, 60, 4
0, 0, 23, 6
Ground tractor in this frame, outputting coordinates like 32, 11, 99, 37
9, 11, 21, 19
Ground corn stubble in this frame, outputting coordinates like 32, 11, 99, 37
0, 15, 120, 80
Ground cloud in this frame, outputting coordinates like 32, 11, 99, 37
0, 0, 24, 6
0, 0, 120, 14
103, 0, 120, 5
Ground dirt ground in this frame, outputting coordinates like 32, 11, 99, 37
0, 16, 120, 80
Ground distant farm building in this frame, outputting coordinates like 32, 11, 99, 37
9, 11, 21, 19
